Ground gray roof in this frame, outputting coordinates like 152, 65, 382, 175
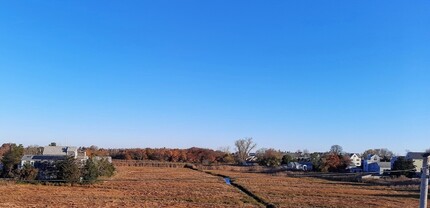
377, 162, 391, 169
43, 146, 77, 155
22, 155, 66, 161
406, 152, 426, 160
21, 155, 33, 160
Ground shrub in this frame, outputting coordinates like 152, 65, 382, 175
19, 163, 38, 181
96, 158, 115, 177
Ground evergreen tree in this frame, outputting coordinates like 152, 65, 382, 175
1, 144, 24, 178
82, 159, 98, 183
392, 157, 416, 178
56, 157, 81, 183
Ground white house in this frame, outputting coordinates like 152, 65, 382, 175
349, 153, 361, 167
21, 146, 88, 168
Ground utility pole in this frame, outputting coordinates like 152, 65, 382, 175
419, 153, 430, 208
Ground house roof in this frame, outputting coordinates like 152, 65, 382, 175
43, 146, 77, 155
21, 155, 33, 160
366, 154, 380, 160
32, 155, 67, 160
406, 152, 426, 160
22, 155, 67, 161
349, 153, 360, 158
377, 162, 391, 169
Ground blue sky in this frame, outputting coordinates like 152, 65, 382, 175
0, 1, 429, 154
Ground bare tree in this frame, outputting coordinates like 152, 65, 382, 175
234, 138, 257, 163
218, 146, 231, 154
329, 145, 343, 155
362, 148, 393, 161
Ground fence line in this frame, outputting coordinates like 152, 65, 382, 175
112, 159, 186, 168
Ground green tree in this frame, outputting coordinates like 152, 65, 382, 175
309, 153, 322, 171
281, 154, 296, 165
56, 157, 81, 183
82, 159, 98, 184
1, 144, 24, 178
96, 158, 115, 177
392, 157, 416, 178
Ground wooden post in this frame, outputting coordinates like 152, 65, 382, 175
419, 153, 430, 208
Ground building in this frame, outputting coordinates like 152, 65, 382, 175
349, 153, 361, 167
42, 146, 78, 158
21, 146, 88, 168
363, 154, 391, 174
367, 161, 391, 175
405, 152, 427, 173
286, 162, 313, 171
21, 155, 67, 167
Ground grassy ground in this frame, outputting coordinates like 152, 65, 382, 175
0, 166, 260, 208
208, 170, 424, 208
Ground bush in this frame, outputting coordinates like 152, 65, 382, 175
96, 158, 115, 177
19, 163, 38, 181
256, 148, 282, 167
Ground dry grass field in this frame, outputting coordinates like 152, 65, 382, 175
1, 165, 426, 208
209, 170, 424, 208
0, 166, 260, 208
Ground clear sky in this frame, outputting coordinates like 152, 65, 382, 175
0, 1, 429, 155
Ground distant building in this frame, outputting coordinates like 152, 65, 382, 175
286, 162, 313, 171
43, 146, 78, 158
349, 153, 362, 167
363, 154, 391, 174
21, 145, 88, 168
405, 152, 427, 173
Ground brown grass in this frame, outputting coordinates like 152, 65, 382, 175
208, 170, 425, 208
0, 166, 260, 208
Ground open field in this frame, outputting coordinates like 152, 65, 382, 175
208, 170, 424, 208
0, 166, 260, 208
0, 165, 427, 208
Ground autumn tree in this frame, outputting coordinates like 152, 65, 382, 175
0, 143, 12, 157
234, 138, 257, 164
321, 145, 351, 172
19, 163, 38, 181
24, 145, 43, 155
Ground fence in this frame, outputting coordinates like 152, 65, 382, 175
112, 159, 186, 168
